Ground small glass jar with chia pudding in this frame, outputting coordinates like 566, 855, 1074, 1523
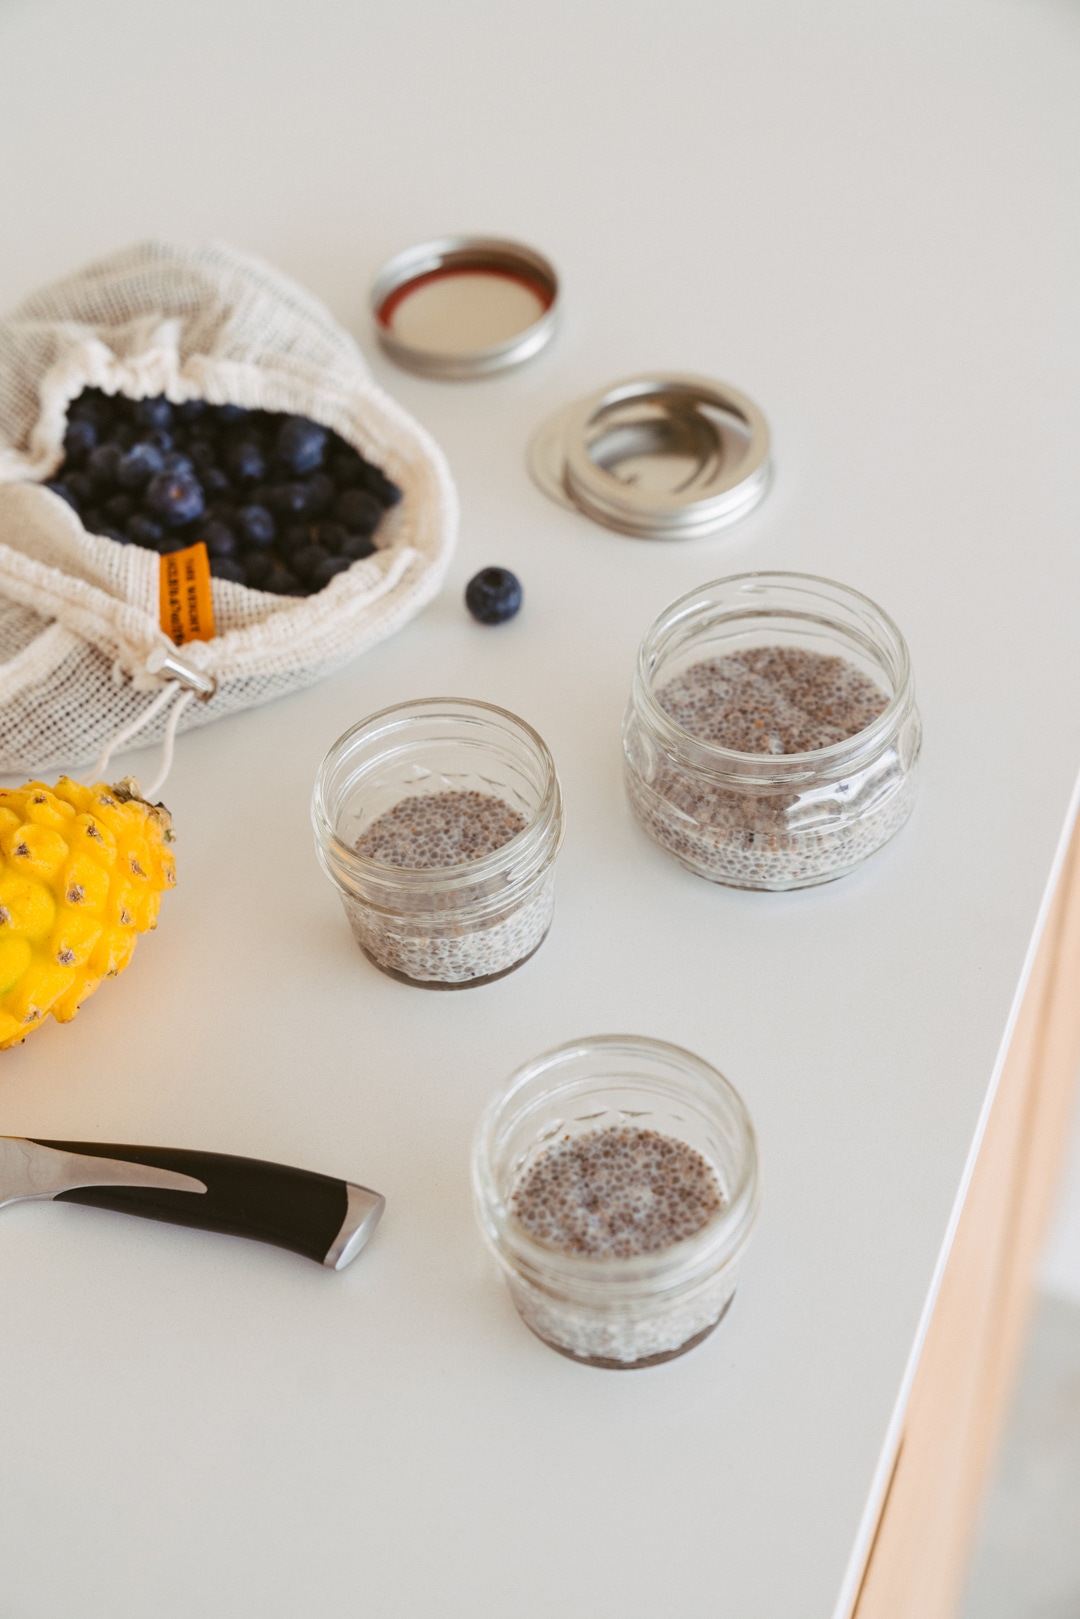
622, 572, 922, 890
312, 698, 563, 987
472, 1035, 761, 1369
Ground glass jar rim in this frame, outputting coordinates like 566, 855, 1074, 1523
473, 1034, 762, 1298
633, 571, 915, 781
312, 696, 562, 891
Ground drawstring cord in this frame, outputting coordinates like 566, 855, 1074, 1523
87, 680, 194, 796
143, 687, 194, 797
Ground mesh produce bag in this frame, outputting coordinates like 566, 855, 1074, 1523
0, 240, 457, 780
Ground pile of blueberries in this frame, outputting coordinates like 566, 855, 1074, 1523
45, 389, 402, 596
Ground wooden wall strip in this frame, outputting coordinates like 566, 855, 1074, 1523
852, 825, 1080, 1619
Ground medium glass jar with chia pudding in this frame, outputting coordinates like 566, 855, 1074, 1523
623, 572, 922, 890
472, 1035, 761, 1369
312, 698, 563, 987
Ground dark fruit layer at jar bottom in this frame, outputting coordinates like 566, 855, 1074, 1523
44, 388, 402, 598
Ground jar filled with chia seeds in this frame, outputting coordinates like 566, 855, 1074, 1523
622, 573, 922, 890
472, 1035, 761, 1369
312, 699, 563, 987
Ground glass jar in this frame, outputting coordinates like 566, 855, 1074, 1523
623, 572, 922, 890
312, 698, 564, 987
472, 1035, 761, 1369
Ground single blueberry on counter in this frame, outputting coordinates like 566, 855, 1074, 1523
465, 567, 523, 625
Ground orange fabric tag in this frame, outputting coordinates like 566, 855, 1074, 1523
158, 542, 216, 646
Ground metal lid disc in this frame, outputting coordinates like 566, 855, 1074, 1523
528, 374, 772, 539
372, 236, 559, 380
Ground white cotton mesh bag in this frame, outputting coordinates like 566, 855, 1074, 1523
0, 240, 457, 780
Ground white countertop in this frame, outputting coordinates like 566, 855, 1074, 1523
2, 3, 1080, 1615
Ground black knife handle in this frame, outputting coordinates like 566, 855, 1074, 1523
32, 1139, 358, 1266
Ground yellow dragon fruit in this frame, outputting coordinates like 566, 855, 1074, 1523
0, 777, 176, 1050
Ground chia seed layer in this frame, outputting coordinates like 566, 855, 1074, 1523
625, 646, 916, 889
506, 1125, 737, 1366
511, 1126, 723, 1258
656, 647, 888, 754
346, 789, 550, 985
355, 789, 526, 867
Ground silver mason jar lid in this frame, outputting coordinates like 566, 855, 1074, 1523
528, 373, 772, 538
371, 236, 559, 379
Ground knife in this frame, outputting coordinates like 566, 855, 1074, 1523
0, 1137, 384, 1270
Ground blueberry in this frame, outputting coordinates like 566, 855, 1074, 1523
161, 452, 195, 478
144, 469, 206, 528
63, 418, 97, 462
267, 481, 313, 520
116, 443, 165, 489
81, 507, 103, 533
145, 427, 174, 453
314, 521, 349, 554
44, 480, 78, 510
86, 443, 123, 487
98, 526, 130, 545
264, 561, 300, 595
329, 447, 363, 487
133, 397, 173, 431
227, 439, 267, 484
189, 441, 218, 475
290, 544, 330, 582
176, 400, 208, 423
241, 550, 275, 588
153, 533, 191, 555
112, 423, 137, 451
202, 467, 231, 497
65, 471, 95, 506
69, 390, 115, 431
198, 520, 237, 558
279, 523, 315, 557
338, 531, 376, 562
465, 566, 522, 625
215, 404, 249, 425
105, 493, 135, 522
358, 463, 403, 508
209, 556, 246, 583
332, 488, 381, 535
276, 415, 327, 475
235, 503, 276, 547
126, 514, 164, 548
304, 471, 335, 517
310, 554, 353, 590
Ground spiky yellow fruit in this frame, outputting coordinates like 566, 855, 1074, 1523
0, 777, 176, 1050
